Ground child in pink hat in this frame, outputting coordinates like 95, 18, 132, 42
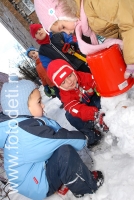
47, 58, 109, 135
34, 0, 134, 79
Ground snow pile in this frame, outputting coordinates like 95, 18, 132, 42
101, 86, 134, 157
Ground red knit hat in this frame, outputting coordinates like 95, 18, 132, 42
29, 24, 43, 38
47, 59, 74, 88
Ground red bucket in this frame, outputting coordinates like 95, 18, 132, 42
86, 44, 134, 97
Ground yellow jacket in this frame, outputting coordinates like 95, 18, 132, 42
75, 0, 134, 64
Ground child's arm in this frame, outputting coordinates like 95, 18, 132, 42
77, 71, 95, 90
39, 54, 52, 69
19, 118, 87, 153
64, 100, 98, 121
61, 89, 98, 122
63, 32, 77, 44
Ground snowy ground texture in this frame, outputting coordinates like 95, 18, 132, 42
1, 85, 134, 200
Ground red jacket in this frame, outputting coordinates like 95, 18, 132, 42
60, 71, 98, 121
36, 58, 54, 87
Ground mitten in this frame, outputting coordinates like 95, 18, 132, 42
94, 112, 109, 133
44, 85, 52, 97
49, 87, 56, 96
84, 129, 102, 148
80, 121, 102, 147
44, 85, 51, 94
124, 64, 134, 79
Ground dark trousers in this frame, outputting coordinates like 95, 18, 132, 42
77, 63, 91, 73
65, 111, 86, 130
53, 86, 61, 100
46, 145, 97, 197
87, 92, 101, 109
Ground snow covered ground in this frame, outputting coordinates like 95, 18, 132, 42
1, 85, 134, 200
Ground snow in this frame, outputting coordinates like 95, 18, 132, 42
1, 85, 134, 200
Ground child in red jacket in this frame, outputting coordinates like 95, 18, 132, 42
47, 59, 108, 134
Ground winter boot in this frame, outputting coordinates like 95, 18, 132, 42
73, 193, 84, 198
91, 171, 104, 190
73, 170, 104, 198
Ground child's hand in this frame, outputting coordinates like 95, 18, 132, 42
94, 112, 109, 133
124, 64, 134, 79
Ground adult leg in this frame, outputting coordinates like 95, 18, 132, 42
46, 145, 102, 197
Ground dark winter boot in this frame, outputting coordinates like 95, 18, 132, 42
73, 170, 104, 198
91, 171, 104, 189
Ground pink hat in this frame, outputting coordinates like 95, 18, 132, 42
34, 0, 77, 31
47, 59, 74, 88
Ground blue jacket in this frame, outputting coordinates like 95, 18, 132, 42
0, 114, 86, 200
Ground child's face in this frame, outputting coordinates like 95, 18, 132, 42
60, 72, 77, 90
29, 51, 39, 61
51, 20, 76, 35
28, 89, 45, 117
35, 28, 47, 40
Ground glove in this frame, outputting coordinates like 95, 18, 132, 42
87, 129, 102, 148
124, 64, 134, 79
80, 121, 102, 147
49, 87, 56, 96
44, 85, 51, 94
44, 85, 52, 97
94, 112, 109, 133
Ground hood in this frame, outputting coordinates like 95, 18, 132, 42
0, 115, 28, 148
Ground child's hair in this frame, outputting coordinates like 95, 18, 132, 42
1, 79, 36, 116
57, 0, 78, 18
34, 0, 78, 32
